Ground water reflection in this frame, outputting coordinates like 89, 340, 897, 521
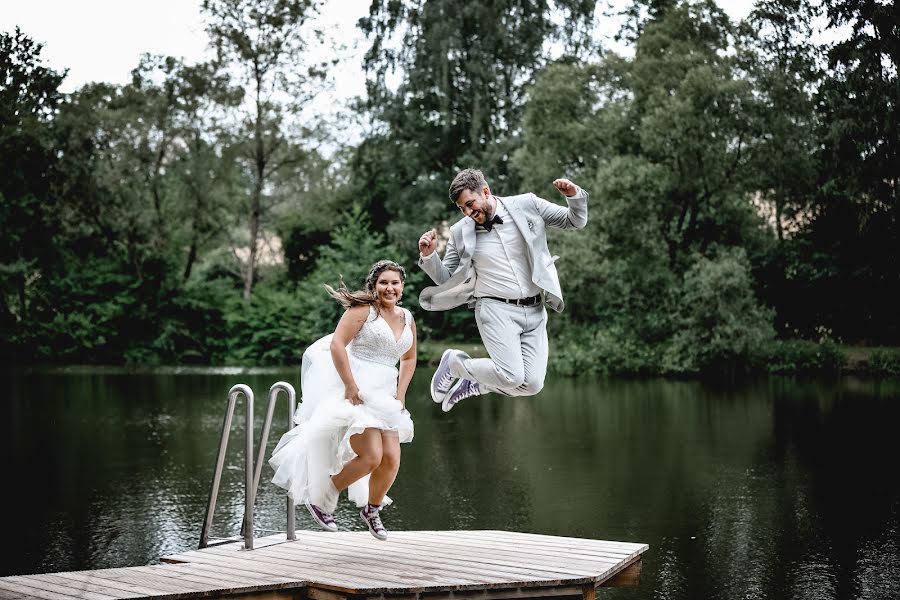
1, 370, 898, 600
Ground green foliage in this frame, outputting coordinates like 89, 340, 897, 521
202, 0, 328, 301
0, 29, 65, 340
664, 248, 775, 373
355, 0, 597, 248
869, 349, 900, 378
222, 286, 314, 365
9, 254, 172, 364
761, 340, 846, 374
550, 326, 659, 377
3, 0, 898, 371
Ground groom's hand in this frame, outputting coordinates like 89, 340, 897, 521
553, 178, 578, 197
419, 228, 438, 256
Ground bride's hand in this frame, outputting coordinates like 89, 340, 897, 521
396, 394, 405, 407
346, 385, 363, 405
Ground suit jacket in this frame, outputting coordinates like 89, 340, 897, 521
418, 188, 589, 313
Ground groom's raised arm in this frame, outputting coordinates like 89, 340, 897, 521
417, 228, 458, 285
533, 178, 589, 230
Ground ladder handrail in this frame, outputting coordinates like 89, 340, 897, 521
244, 381, 297, 541
199, 384, 255, 550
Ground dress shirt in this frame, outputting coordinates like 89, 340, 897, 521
472, 199, 541, 300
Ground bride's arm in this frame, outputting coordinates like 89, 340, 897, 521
396, 318, 417, 407
330, 305, 369, 405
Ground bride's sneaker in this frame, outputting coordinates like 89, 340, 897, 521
431, 349, 458, 403
305, 502, 338, 532
360, 503, 388, 541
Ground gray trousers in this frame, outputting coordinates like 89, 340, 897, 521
449, 298, 548, 397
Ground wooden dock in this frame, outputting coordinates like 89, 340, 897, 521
0, 530, 648, 600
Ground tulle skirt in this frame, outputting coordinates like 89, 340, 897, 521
269, 334, 414, 512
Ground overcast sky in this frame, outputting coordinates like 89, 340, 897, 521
3, 0, 762, 97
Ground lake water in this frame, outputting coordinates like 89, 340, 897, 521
2, 369, 898, 599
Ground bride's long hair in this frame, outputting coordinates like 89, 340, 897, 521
325, 260, 406, 316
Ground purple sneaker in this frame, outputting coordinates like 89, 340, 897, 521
442, 378, 482, 412
431, 349, 458, 404
360, 504, 388, 541
305, 502, 338, 532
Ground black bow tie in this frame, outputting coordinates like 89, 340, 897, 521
482, 214, 503, 232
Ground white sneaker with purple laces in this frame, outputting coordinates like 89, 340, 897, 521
442, 378, 482, 412
430, 349, 458, 403
360, 503, 388, 541
305, 502, 338, 532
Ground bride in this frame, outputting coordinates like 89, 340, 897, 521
269, 260, 416, 540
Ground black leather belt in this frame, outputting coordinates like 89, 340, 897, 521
482, 294, 542, 307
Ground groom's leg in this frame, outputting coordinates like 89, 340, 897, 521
450, 299, 527, 395
513, 305, 548, 397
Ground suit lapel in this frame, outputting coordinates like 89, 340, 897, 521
459, 217, 477, 260
498, 196, 536, 249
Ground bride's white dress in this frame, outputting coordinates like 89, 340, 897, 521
269, 305, 414, 512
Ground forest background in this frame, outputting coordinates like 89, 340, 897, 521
2, 0, 898, 376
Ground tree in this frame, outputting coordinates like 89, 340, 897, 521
791, 0, 900, 342
202, 0, 328, 301
739, 0, 820, 242
0, 28, 65, 349
355, 0, 598, 248
514, 1, 777, 372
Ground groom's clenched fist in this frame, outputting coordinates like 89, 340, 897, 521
419, 228, 438, 256
552, 178, 579, 197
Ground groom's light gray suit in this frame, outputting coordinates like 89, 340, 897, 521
418, 189, 588, 396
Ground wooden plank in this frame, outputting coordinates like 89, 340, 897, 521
260, 537, 561, 586
430, 531, 642, 559
64, 569, 212, 596
479, 531, 647, 554
0, 587, 41, 600
460, 532, 644, 559
274, 536, 576, 589
306, 588, 347, 600
110, 564, 271, 592
364, 532, 619, 577
9, 575, 125, 600
360, 586, 589, 600
197, 545, 424, 590
396, 533, 634, 568
140, 561, 304, 589
580, 583, 595, 600
218, 592, 300, 600
0, 579, 103, 600
394, 531, 628, 567
164, 549, 382, 593
39, 572, 170, 598
272, 545, 531, 589
153, 551, 311, 583
285, 533, 602, 580
597, 558, 641, 588
137, 564, 297, 590
259, 543, 495, 588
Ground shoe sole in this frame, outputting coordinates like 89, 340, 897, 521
360, 508, 388, 541
442, 379, 461, 413
430, 349, 455, 404
305, 502, 338, 532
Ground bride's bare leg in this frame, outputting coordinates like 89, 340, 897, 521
367, 431, 401, 505
331, 428, 383, 492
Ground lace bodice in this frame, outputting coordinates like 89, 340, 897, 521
348, 306, 413, 367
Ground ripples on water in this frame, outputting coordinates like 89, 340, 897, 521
1, 370, 898, 600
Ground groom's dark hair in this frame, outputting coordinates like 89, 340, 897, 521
449, 168, 487, 203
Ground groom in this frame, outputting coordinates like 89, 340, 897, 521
417, 168, 588, 412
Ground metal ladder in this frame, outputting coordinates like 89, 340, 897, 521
199, 381, 297, 550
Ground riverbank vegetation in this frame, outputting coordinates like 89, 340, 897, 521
2, 0, 897, 376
